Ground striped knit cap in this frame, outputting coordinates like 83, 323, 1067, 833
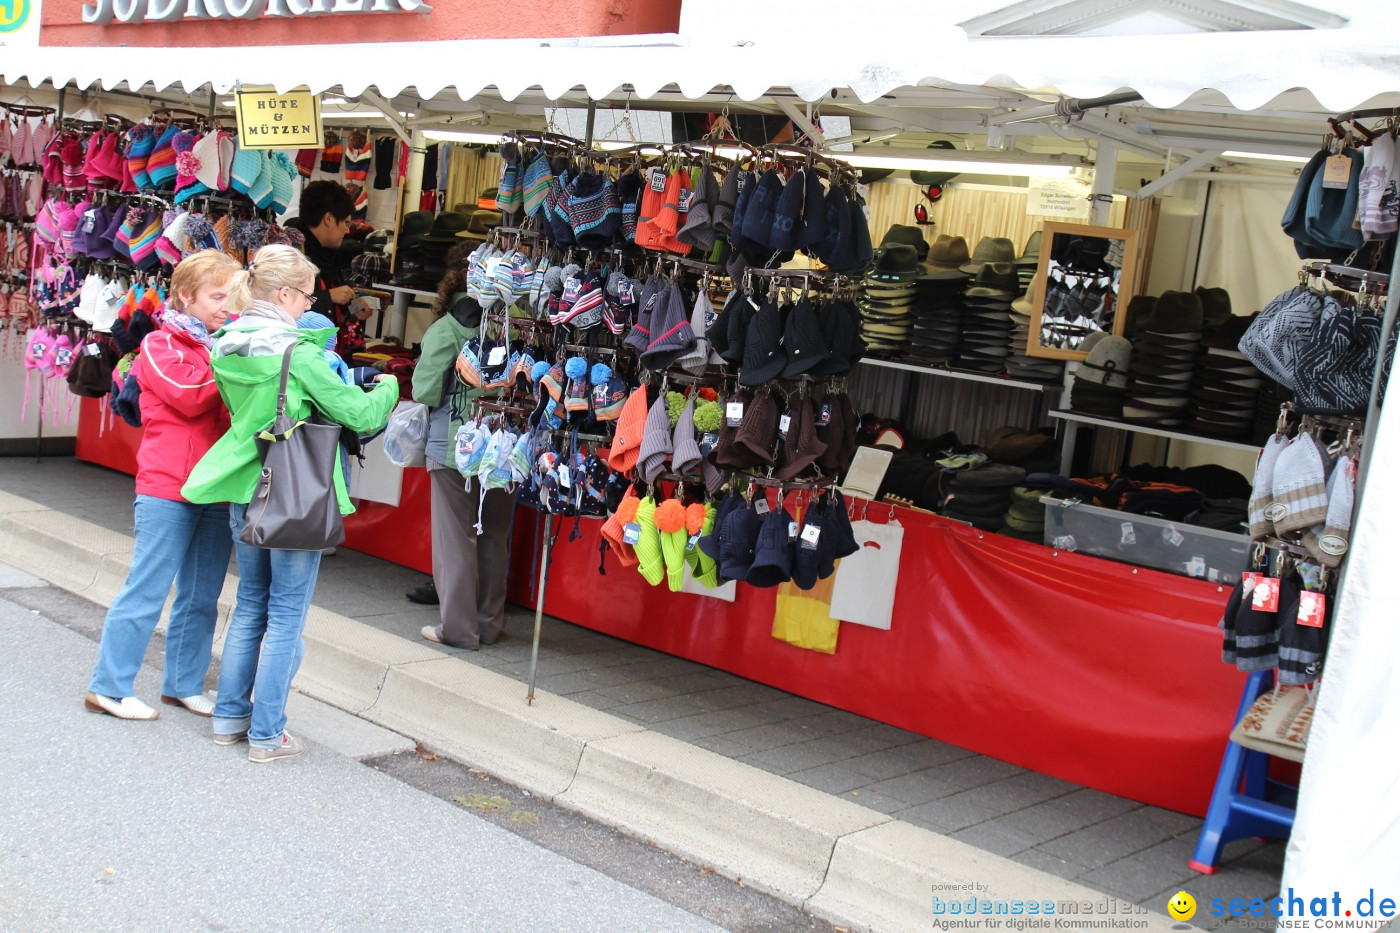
1269, 432, 1328, 535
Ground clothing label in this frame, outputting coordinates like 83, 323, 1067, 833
1297, 590, 1327, 627
1263, 502, 1287, 523
1185, 556, 1206, 578
817, 402, 832, 427
725, 401, 744, 427
788, 520, 800, 541
1164, 525, 1185, 548
1242, 571, 1262, 594
84, 342, 101, 357
679, 187, 694, 212
486, 345, 507, 367
558, 465, 571, 488
1120, 522, 1136, 546
686, 533, 700, 552
648, 169, 667, 193
754, 497, 770, 516
1051, 535, 1077, 552
82, 210, 97, 234
1322, 154, 1353, 189
800, 523, 821, 549
778, 414, 791, 440
1252, 577, 1281, 612
699, 432, 719, 455
1318, 533, 1349, 557
618, 278, 635, 304
562, 277, 582, 304
622, 522, 641, 545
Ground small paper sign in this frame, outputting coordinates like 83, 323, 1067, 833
235, 85, 323, 150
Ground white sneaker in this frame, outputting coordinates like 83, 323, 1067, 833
84, 692, 159, 721
161, 694, 215, 717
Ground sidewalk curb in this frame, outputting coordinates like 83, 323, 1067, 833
0, 490, 1180, 933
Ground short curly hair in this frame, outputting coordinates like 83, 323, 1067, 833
299, 180, 355, 227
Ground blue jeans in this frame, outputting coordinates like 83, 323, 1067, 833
213, 503, 323, 748
88, 496, 232, 700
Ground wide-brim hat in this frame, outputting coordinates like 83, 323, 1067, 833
965, 262, 1020, 298
867, 243, 922, 281
398, 210, 435, 251
421, 210, 472, 243
881, 225, 930, 262
922, 234, 972, 279
1140, 290, 1204, 334
456, 209, 503, 237
960, 236, 1017, 273
1014, 230, 1043, 267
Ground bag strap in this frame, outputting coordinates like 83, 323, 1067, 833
275, 341, 296, 419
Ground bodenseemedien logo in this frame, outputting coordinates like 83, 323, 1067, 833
0, 0, 31, 33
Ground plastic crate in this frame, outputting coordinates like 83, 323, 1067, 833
1041, 495, 1250, 584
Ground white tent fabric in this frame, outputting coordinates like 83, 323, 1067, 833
1195, 184, 1301, 315
6, 28, 1400, 112
1280, 373, 1400, 903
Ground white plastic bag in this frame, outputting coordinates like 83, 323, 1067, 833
828, 519, 903, 630
382, 401, 429, 468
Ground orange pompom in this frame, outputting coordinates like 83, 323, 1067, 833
684, 502, 707, 536
615, 494, 640, 524
655, 498, 687, 534
698, 387, 718, 402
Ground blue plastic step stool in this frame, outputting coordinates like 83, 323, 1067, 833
1190, 669, 1299, 874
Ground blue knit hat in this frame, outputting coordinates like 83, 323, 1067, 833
229, 143, 265, 196
739, 169, 783, 250
717, 501, 763, 584
745, 505, 794, 588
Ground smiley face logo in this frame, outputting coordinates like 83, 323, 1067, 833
1167, 891, 1197, 922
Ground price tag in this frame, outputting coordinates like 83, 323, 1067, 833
84, 342, 101, 357
1120, 522, 1136, 546
788, 520, 800, 541
618, 278, 635, 304
686, 533, 700, 552
622, 522, 641, 545
816, 403, 832, 427
82, 210, 97, 234
1185, 556, 1206, 578
679, 187, 695, 212
800, 523, 821, 550
754, 497, 770, 516
1163, 525, 1185, 548
778, 414, 792, 440
1322, 154, 1353, 189
1297, 590, 1327, 627
1252, 577, 1281, 612
487, 345, 507, 366
1242, 571, 1262, 594
558, 465, 571, 488
562, 277, 582, 303
648, 169, 667, 192
725, 401, 744, 427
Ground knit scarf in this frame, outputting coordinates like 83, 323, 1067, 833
241, 298, 299, 327
158, 306, 214, 350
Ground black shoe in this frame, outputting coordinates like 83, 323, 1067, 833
406, 580, 439, 605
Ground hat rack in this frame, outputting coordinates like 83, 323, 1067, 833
0, 102, 55, 118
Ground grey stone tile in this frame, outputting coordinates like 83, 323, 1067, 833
787, 763, 871, 795
705, 722, 813, 756
735, 755, 790, 776
745, 737, 862, 773
940, 773, 1078, 815
611, 694, 715, 724
827, 725, 928, 756
864, 770, 961, 807
617, 657, 712, 679
995, 793, 1139, 842
843, 740, 977, 781
1036, 828, 1155, 871
925, 754, 1027, 790
1125, 834, 1204, 880
847, 790, 910, 814
656, 670, 742, 695
690, 735, 754, 758
593, 680, 689, 704
950, 821, 1042, 857
767, 711, 873, 741
900, 795, 1003, 833
686, 706, 793, 738
562, 690, 629, 712
690, 681, 790, 709
746, 696, 831, 721
793, 708, 874, 735
1079, 857, 1194, 904
1011, 847, 1088, 882
1091, 808, 1200, 850
531, 671, 610, 695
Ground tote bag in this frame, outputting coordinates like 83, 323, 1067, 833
827, 519, 903, 630
238, 343, 345, 552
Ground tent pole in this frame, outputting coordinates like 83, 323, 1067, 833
526, 512, 551, 705
583, 100, 597, 149
1089, 139, 1118, 225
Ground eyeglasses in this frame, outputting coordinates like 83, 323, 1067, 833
286, 285, 315, 306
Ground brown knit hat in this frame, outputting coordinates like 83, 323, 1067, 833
777, 393, 828, 481
708, 389, 755, 469
733, 390, 779, 466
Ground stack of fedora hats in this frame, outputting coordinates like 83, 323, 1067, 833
1005, 277, 1065, 383
1070, 332, 1134, 417
1123, 290, 1205, 426
1000, 485, 1047, 542
412, 209, 472, 289
962, 236, 1017, 275
455, 207, 504, 249
858, 243, 922, 356
1014, 231, 1041, 294
942, 463, 1028, 531
906, 234, 970, 366
1188, 310, 1264, 439
391, 209, 436, 288
955, 262, 1019, 373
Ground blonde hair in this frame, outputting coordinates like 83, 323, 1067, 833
168, 249, 241, 311
227, 244, 319, 312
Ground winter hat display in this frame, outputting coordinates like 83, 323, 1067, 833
1003, 276, 1064, 383
1188, 311, 1264, 439
1122, 290, 1204, 426
954, 262, 1018, 374
859, 244, 921, 355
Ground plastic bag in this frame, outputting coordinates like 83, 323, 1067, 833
382, 400, 428, 468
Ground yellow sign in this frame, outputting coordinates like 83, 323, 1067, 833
234, 85, 323, 151
0, 0, 32, 33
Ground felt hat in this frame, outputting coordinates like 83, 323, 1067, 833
781, 297, 830, 378
964, 262, 1020, 298
1076, 336, 1133, 390
671, 395, 703, 475
960, 236, 1017, 274
1141, 290, 1205, 334
866, 244, 922, 282
397, 210, 435, 252
739, 299, 787, 387
923, 235, 972, 279
638, 395, 675, 484
1195, 286, 1232, 329
777, 393, 827, 481
421, 210, 471, 243
608, 387, 650, 475
1015, 230, 1043, 267
881, 224, 930, 262
733, 390, 779, 466
718, 501, 763, 584
746, 506, 794, 588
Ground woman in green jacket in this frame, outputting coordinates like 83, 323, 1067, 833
411, 242, 514, 650
183, 244, 398, 763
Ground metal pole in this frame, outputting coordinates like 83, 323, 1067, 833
525, 512, 552, 705
207, 87, 216, 124
1089, 139, 1118, 226
583, 100, 597, 149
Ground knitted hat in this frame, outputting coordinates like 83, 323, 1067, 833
797, 167, 828, 250
1276, 578, 1328, 685
229, 143, 263, 195
144, 124, 182, 188
740, 169, 783, 250
269, 154, 296, 215
781, 297, 829, 378
814, 183, 851, 268
1304, 452, 1355, 566
713, 165, 741, 236
777, 393, 827, 482
1269, 432, 1329, 534
676, 291, 716, 376
717, 501, 763, 584
126, 124, 155, 189
641, 282, 697, 370
633, 497, 665, 587
608, 387, 649, 475
672, 395, 703, 475
697, 491, 742, 562
746, 506, 794, 588
343, 140, 372, 182
740, 299, 786, 387
601, 489, 642, 568
638, 395, 674, 484
790, 500, 822, 591
656, 497, 689, 592
521, 152, 552, 218
248, 152, 276, 209
734, 391, 779, 467
769, 168, 806, 253
811, 298, 863, 377
677, 166, 719, 251
686, 502, 720, 588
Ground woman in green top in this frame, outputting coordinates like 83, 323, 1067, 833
183, 244, 399, 763
412, 242, 514, 650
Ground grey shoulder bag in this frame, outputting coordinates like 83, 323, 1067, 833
238, 342, 346, 551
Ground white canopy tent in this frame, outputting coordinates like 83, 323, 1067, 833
6, 19, 1397, 897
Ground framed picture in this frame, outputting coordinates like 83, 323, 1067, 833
1026, 222, 1139, 361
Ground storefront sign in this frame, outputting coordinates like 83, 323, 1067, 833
81, 0, 430, 24
1027, 177, 1093, 219
235, 85, 323, 149
0, 0, 41, 44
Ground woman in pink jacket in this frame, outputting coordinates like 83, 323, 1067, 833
85, 250, 243, 721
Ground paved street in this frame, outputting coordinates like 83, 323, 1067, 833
0, 579, 730, 933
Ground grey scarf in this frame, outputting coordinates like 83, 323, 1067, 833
240, 298, 299, 327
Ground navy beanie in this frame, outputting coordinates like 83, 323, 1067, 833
745, 506, 794, 588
